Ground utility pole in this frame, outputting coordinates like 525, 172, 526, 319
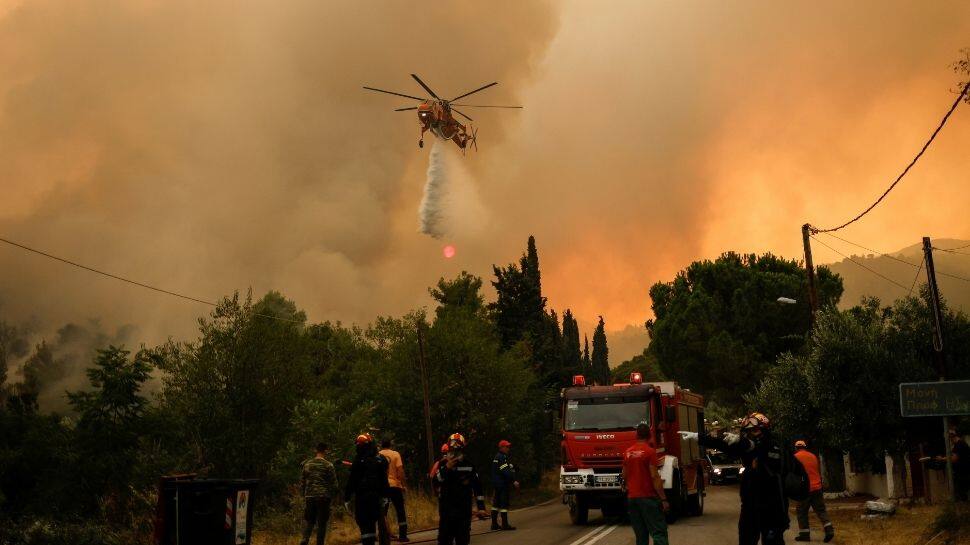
416, 322, 435, 479
802, 224, 819, 320
923, 236, 955, 501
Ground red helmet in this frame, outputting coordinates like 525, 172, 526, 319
498, 440, 512, 448
356, 433, 374, 446
448, 433, 466, 450
440, 443, 450, 454
741, 413, 770, 431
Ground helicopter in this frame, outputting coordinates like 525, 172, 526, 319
363, 74, 522, 153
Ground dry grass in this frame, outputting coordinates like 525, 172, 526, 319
253, 471, 561, 545
253, 491, 438, 545
823, 503, 970, 545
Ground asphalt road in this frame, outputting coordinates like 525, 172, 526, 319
401, 485, 804, 545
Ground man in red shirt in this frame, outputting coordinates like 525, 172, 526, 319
793, 440, 834, 543
622, 423, 669, 545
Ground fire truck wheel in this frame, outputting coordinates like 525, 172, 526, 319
665, 470, 685, 524
569, 495, 589, 525
687, 487, 705, 516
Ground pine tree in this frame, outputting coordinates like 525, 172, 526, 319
592, 316, 609, 385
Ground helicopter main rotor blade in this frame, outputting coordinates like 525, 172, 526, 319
395, 106, 418, 111
450, 82, 498, 102
451, 104, 523, 109
452, 108, 473, 122
363, 86, 427, 102
410, 74, 441, 100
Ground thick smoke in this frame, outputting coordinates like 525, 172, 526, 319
419, 142, 447, 239
2, 0, 970, 372
0, 1, 559, 343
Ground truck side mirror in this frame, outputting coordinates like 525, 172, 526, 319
666, 407, 677, 423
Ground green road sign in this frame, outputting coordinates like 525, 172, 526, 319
899, 380, 970, 417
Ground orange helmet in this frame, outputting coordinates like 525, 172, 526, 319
794, 440, 807, 449
448, 433, 466, 450
741, 413, 770, 431
356, 433, 374, 446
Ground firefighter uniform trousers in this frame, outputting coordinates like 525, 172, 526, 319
436, 462, 486, 545
355, 495, 384, 545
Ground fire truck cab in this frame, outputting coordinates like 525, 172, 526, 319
559, 373, 706, 524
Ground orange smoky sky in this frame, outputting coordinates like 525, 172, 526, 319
1, 0, 969, 362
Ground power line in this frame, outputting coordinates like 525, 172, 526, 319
810, 235, 911, 291
937, 241, 970, 251
817, 232, 970, 285
934, 246, 970, 257
819, 232, 920, 268
0, 235, 302, 324
909, 256, 925, 297
812, 79, 970, 234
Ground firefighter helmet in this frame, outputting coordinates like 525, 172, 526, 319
440, 443, 450, 454
448, 433, 466, 450
741, 412, 770, 430
356, 433, 374, 446
498, 439, 512, 448
794, 440, 807, 449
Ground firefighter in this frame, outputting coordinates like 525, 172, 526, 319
435, 433, 487, 545
299, 442, 338, 545
680, 413, 797, 545
490, 439, 519, 530
793, 440, 833, 542
345, 433, 390, 545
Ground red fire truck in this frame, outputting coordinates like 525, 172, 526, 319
559, 372, 706, 524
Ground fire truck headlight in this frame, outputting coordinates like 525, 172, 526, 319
562, 475, 585, 485
738, 467, 745, 474
713, 468, 722, 475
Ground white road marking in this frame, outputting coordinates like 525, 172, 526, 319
583, 525, 619, 544
568, 525, 608, 545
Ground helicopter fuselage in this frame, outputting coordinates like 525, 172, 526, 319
418, 100, 462, 140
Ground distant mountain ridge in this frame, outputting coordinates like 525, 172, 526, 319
822, 238, 970, 311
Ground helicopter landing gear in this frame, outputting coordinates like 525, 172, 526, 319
419, 139, 424, 148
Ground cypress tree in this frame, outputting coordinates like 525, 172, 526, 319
582, 335, 591, 371
561, 309, 581, 378
591, 316, 609, 385
490, 236, 560, 380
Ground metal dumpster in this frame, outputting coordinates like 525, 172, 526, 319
154, 475, 259, 545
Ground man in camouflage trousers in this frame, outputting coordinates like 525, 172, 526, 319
300, 442, 339, 545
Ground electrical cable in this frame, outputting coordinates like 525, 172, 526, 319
810, 235, 911, 291
811, 80, 970, 234
816, 233, 970, 286
819, 232, 920, 268
909, 256, 925, 297
933, 247, 970, 257
937, 241, 970, 251
0, 235, 303, 324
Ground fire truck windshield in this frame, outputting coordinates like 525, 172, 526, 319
564, 397, 650, 431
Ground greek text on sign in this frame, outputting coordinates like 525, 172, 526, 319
899, 380, 970, 417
